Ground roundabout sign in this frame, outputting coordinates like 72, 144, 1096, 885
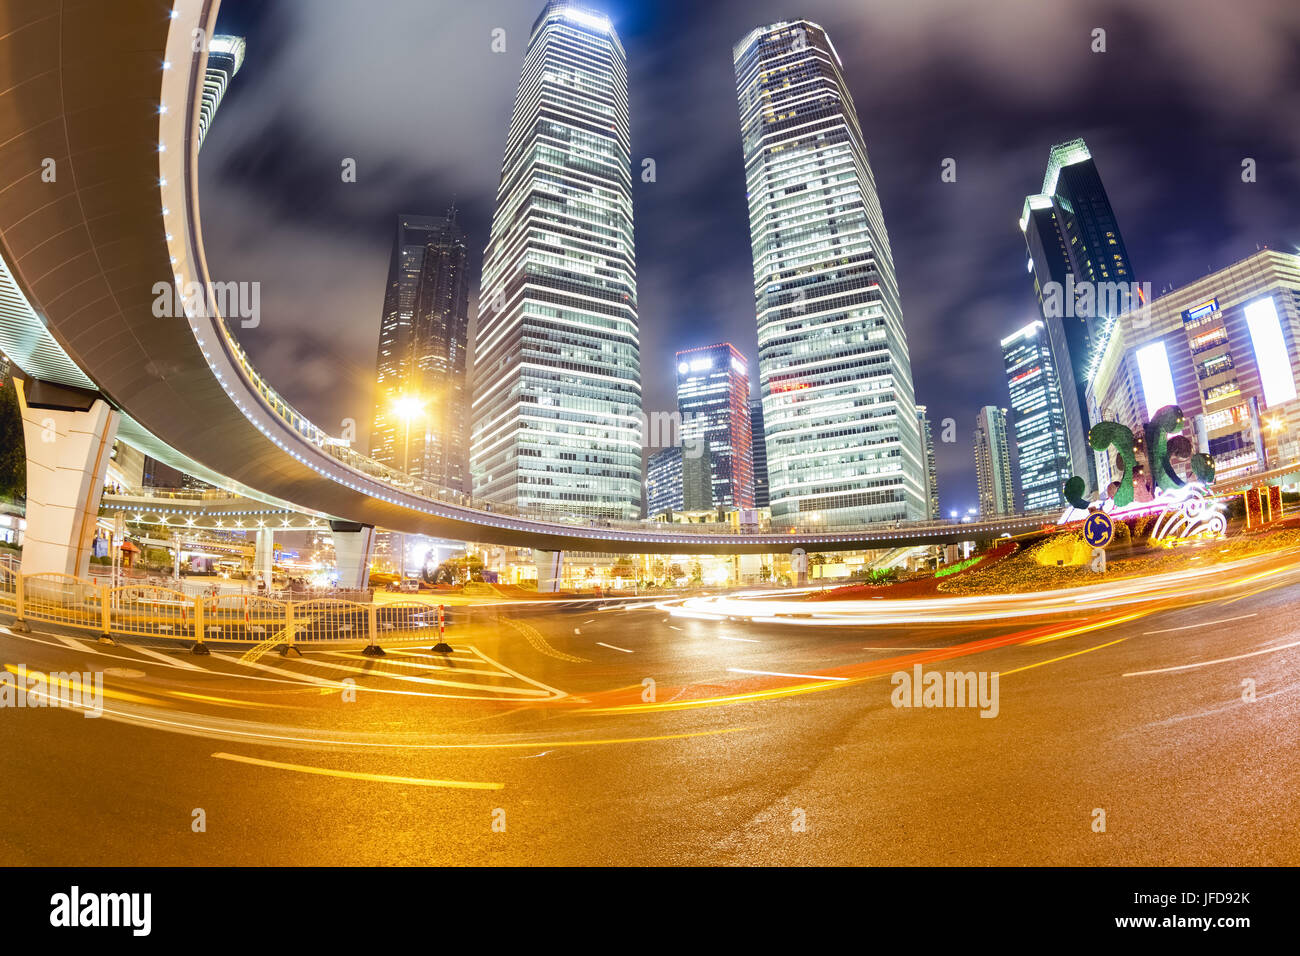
1083, 511, 1114, 548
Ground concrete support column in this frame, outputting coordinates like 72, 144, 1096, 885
253, 527, 274, 589
534, 549, 564, 593
330, 521, 375, 590
16, 380, 119, 577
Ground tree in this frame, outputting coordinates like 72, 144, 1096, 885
0, 375, 26, 502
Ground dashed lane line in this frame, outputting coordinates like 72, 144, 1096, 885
595, 642, 633, 653
1142, 613, 1258, 635
1123, 636, 1300, 677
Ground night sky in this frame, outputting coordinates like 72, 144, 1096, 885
201, 0, 1300, 514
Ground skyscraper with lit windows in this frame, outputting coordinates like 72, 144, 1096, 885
471, 1, 641, 519
370, 212, 470, 490
675, 343, 753, 509
734, 19, 925, 528
1002, 321, 1073, 511
974, 405, 1015, 517
1021, 138, 1138, 488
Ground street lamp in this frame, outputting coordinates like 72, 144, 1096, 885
391, 394, 426, 580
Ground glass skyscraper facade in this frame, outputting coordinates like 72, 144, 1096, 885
916, 404, 939, 519
1021, 138, 1138, 489
734, 20, 925, 529
370, 212, 471, 490
1002, 320, 1073, 511
471, 1, 641, 519
675, 343, 753, 509
645, 445, 712, 517
974, 405, 1015, 517
749, 397, 770, 509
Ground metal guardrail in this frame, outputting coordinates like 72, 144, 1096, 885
1, 569, 444, 652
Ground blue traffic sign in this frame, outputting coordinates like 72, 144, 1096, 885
1083, 511, 1114, 548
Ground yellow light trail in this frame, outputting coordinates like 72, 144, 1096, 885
211, 751, 503, 790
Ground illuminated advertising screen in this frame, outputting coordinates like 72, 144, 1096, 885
1244, 296, 1296, 406
1136, 340, 1177, 418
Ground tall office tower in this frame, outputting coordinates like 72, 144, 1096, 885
197, 35, 246, 149
1002, 321, 1074, 511
471, 1, 641, 519
675, 343, 754, 508
734, 20, 925, 529
1021, 138, 1138, 487
645, 446, 713, 517
370, 212, 471, 490
974, 405, 1015, 517
749, 397, 770, 509
916, 405, 940, 519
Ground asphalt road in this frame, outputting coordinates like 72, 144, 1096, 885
2, 547, 1299, 865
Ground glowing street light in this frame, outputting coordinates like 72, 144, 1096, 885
391, 393, 427, 581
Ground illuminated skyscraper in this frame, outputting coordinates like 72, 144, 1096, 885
675, 343, 753, 509
471, 1, 641, 519
974, 405, 1015, 517
749, 397, 770, 509
1003, 321, 1073, 511
197, 35, 245, 149
1021, 138, 1138, 487
916, 405, 940, 519
370, 212, 471, 490
734, 20, 925, 528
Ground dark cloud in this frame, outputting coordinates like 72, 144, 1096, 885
204, 0, 1300, 513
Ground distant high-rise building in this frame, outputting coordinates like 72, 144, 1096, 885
676, 343, 753, 509
197, 35, 246, 149
1021, 138, 1138, 488
471, 1, 641, 519
734, 20, 925, 528
645, 445, 712, 517
370, 212, 471, 490
974, 406, 1015, 517
1002, 320, 1074, 511
749, 397, 770, 509
916, 405, 940, 519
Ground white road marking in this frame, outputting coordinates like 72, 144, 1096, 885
667, 625, 682, 632
130, 644, 205, 671
464, 645, 569, 700
1123, 636, 1300, 677
1142, 613, 1258, 635
727, 667, 848, 682
54, 635, 96, 652
320, 650, 504, 677
719, 636, 760, 643
583, 619, 595, 624
574, 628, 581, 635
285, 655, 553, 696
209, 652, 338, 686
595, 642, 633, 653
